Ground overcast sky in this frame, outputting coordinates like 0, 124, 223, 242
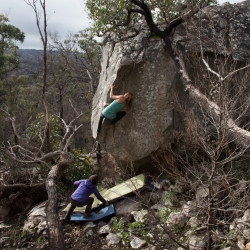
0, 0, 244, 50
1, 0, 89, 49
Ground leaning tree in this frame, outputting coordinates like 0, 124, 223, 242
85, 0, 250, 149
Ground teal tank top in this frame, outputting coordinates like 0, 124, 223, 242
102, 100, 125, 120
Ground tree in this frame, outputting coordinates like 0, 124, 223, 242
85, 0, 250, 150
85, 1, 250, 248
1, 111, 83, 250
23, 1, 78, 249
48, 29, 102, 115
47, 29, 101, 149
151, 47, 250, 248
0, 1, 101, 248
0, 14, 25, 79
71, 29, 102, 94
25, 0, 51, 153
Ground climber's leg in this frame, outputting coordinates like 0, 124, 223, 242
97, 114, 105, 134
111, 111, 126, 124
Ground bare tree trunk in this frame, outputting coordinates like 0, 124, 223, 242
25, 0, 51, 152
45, 153, 74, 250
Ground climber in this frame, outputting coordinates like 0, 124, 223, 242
96, 84, 134, 135
64, 175, 109, 221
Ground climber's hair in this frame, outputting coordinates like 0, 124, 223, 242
125, 92, 134, 112
89, 174, 99, 186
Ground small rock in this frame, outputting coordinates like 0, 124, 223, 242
237, 237, 245, 250
86, 229, 94, 237
82, 222, 96, 233
167, 212, 187, 228
0, 237, 9, 245
131, 209, 148, 222
98, 224, 111, 235
130, 236, 147, 249
243, 229, 250, 240
189, 235, 205, 250
106, 233, 121, 246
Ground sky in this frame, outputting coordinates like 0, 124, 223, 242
1, 0, 90, 49
0, 0, 245, 50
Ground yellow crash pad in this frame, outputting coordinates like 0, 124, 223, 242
63, 174, 145, 213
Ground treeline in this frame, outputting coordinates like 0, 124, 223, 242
0, 23, 102, 153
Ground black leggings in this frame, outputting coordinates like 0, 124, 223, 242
97, 111, 126, 134
64, 197, 94, 219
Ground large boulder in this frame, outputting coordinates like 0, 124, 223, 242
91, 1, 250, 167
91, 24, 179, 165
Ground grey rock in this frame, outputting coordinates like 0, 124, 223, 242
189, 235, 205, 250
0, 224, 12, 229
86, 229, 94, 237
243, 229, 250, 240
130, 236, 147, 249
131, 209, 148, 222
115, 198, 143, 218
91, 1, 250, 167
182, 201, 200, 217
23, 202, 47, 232
150, 204, 166, 212
0, 237, 9, 245
167, 212, 187, 228
237, 237, 245, 250
82, 222, 96, 233
187, 217, 200, 228
98, 224, 111, 235
106, 233, 121, 246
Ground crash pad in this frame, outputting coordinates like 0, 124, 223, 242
63, 174, 145, 213
70, 204, 115, 221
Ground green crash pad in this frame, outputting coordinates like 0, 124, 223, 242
63, 174, 145, 213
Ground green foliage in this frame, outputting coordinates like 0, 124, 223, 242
112, 217, 131, 245
220, 239, 227, 248
0, 14, 25, 79
128, 220, 145, 230
73, 28, 102, 90
5, 226, 28, 247
128, 220, 147, 238
112, 217, 150, 244
159, 206, 171, 223
233, 161, 250, 180
120, 231, 130, 245
0, 74, 35, 114
85, 0, 217, 35
57, 153, 95, 193
112, 217, 125, 233
64, 154, 95, 184
28, 113, 63, 148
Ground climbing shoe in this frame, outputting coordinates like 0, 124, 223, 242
83, 213, 93, 218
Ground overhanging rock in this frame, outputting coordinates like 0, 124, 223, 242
91, 23, 178, 165
91, 1, 250, 167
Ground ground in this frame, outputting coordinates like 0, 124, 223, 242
0, 212, 169, 250
0, 191, 176, 250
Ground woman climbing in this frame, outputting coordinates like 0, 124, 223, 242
96, 84, 134, 134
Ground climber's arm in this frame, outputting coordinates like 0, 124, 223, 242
110, 84, 124, 101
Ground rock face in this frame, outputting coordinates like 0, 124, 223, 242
91, 25, 178, 164
91, 1, 250, 167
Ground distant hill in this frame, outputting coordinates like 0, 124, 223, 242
17, 49, 43, 76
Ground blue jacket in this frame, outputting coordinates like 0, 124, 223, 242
71, 179, 106, 203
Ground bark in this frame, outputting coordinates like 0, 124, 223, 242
130, 0, 250, 150
188, 85, 250, 150
45, 153, 74, 250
